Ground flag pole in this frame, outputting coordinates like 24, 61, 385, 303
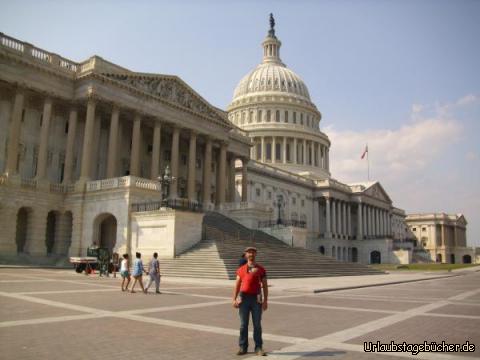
367, 143, 370, 181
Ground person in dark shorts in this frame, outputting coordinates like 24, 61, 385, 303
232, 247, 268, 356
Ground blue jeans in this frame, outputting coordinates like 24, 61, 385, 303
238, 294, 263, 349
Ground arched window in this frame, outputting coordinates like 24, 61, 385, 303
266, 110, 271, 122
284, 111, 289, 123
249, 111, 253, 123
275, 110, 280, 122
257, 110, 262, 123
293, 112, 297, 124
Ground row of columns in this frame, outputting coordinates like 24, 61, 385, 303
253, 136, 329, 169
356, 203, 392, 240
4, 89, 249, 205
323, 198, 392, 240
325, 198, 351, 239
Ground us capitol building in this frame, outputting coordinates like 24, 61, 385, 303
0, 18, 475, 266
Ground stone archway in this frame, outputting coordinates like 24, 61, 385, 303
16, 207, 32, 253
450, 253, 455, 264
45, 211, 60, 255
93, 213, 117, 254
436, 253, 443, 263
370, 250, 381, 264
318, 246, 325, 255
462, 255, 472, 264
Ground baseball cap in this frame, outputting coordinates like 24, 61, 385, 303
244, 246, 257, 253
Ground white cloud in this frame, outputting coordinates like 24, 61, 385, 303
328, 117, 462, 184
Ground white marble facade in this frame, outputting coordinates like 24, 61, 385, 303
2, 21, 468, 266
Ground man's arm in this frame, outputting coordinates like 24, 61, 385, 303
233, 275, 242, 308
261, 277, 268, 311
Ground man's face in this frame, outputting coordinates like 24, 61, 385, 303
246, 250, 256, 261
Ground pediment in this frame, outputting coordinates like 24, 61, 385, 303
456, 214, 467, 225
364, 182, 391, 203
103, 73, 230, 126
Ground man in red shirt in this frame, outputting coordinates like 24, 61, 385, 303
233, 247, 268, 356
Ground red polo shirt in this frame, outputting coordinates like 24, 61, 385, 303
236, 263, 266, 295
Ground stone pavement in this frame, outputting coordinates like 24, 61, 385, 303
0, 268, 478, 360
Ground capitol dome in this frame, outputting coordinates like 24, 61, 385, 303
227, 15, 331, 180
233, 63, 311, 102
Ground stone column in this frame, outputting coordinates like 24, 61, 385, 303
293, 137, 297, 164
80, 98, 96, 181
376, 208, 380, 237
313, 199, 319, 233
170, 126, 180, 199
261, 136, 265, 162
150, 122, 161, 180
203, 137, 212, 206
326, 148, 330, 170
310, 141, 315, 166
5, 89, 25, 176
272, 137, 276, 164
36, 97, 53, 180
342, 202, 347, 238
347, 204, 351, 238
282, 137, 287, 164
217, 143, 227, 205
357, 203, 363, 240
325, 197, 331, 236
187, 131, 197, 201
370, 207, 374, 237
317, 143, 321, 167
331, 199, 337, 237
106, 106, 120, 179
63, 107, 78, 184
129, 114, 142, 177
441, 224, 446, 247
241, 157, 248, 202
228, 156, 236, 202
303, 139, 307, 165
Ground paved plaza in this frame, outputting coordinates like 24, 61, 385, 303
0, 268, 478, 360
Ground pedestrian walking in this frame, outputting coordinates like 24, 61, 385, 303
145, 252, 161, 294
120, 253, 131, 292
232, 246, 268, 356
130, 252, 147, 293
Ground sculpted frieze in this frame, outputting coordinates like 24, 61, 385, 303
103, 74, 218, 119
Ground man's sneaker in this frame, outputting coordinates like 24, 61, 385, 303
236, 348, 247, 355
255, 347, 267, 356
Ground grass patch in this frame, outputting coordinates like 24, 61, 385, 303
370, 263, 480, 271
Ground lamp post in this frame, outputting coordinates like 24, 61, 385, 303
273, 194, 284, 225
157, 165, 175, 206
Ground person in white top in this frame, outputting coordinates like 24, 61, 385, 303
120, 253, 131, 292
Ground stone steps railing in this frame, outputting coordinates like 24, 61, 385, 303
86, 176, 161, 192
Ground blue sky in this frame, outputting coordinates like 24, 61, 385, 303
1, 0, 479, 245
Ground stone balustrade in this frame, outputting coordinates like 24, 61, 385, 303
1, 32, 79, 74
86, 176, 161, 192
221, 201, 271, 212
249, 160, 313, 185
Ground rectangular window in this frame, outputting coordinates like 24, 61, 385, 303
275, 143, 281, 160
266, 110, 271, 122
267, 191, 272, 200
256, 188, 261, 197
284, 111, 289, 123
266, 143, 272, 161
257, 110, 262, 123
292, 197, 296, 205
293, 112, 297, 124
249, 111, 253, 123
301, 199, 305, 207
275, 110, 280, 122
300, 113, 304, 125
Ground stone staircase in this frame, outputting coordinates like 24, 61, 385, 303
160, 212, 384, 279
